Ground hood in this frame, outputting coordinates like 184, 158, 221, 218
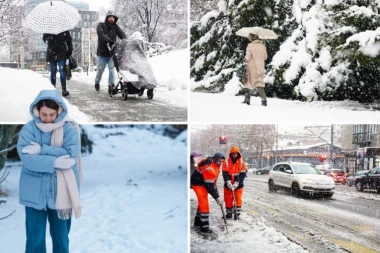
29, 90, 68, 123
213, 152, 225, 163
229, 146, 242, 160
105, 10, 119, 24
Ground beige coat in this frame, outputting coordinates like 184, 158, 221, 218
244, 40, 267, 88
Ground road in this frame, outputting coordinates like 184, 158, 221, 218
191, 174, 380, 253
57, 78, 187, 122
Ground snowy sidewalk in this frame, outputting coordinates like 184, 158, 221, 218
190, 92, 380, 123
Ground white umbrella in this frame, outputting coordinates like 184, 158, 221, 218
26, 1, 80, 35
236, 27, 278, 39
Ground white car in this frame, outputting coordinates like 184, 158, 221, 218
268, 162, 335, 197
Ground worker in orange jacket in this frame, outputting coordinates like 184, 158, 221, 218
222, 146, 247, 219
191, 152, 225, 233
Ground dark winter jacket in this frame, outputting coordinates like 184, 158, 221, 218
96, 12, 127, 57
43, 31, 73, 62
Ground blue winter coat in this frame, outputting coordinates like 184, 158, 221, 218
17, 90, 80, 210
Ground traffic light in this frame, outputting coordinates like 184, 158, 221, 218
219, 136, 227, 144
318, 155, 326, 162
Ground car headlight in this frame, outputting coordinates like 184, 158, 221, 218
300, 179, 312, 184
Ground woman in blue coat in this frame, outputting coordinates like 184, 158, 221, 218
17, 90, 82, 253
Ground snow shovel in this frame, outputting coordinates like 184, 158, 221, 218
215, 183, 229, 234
232, 188, 239, 220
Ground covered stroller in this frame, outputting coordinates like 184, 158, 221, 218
110, 39, 157, 100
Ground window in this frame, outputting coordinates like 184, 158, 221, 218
368, 124, 378, 133
354, 125, 364, 134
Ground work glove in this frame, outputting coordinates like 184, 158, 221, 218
233, 181, 239, 190
54, 155, 75, 169
22, 141, 41, 155
215, 198, 224, 206
226, 180, 233, 190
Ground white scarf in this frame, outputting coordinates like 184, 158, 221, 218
35, 115, 82, 219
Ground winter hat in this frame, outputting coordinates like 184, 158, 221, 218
213, 152, 225, 162
249, 33, 259, 41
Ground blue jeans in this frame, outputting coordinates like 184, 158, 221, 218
49, 60, 66, 86
25, 206, 71, 253
95, 56, 115, 85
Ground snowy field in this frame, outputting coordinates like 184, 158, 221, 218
0, 125, 187, 253
190, 191, 309, 253
71, 49, 188, 108
0, 49, 188, 122
190, 92, 380, 123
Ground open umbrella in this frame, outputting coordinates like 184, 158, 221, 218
26, 1, 80, 35
236, 27, 278, 39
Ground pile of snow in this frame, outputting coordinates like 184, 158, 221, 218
0, 67, 90, 122
0, 125, 187, 253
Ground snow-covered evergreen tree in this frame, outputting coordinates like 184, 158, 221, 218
191, 0, 380, 103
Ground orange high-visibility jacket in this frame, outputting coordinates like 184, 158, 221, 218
222, 146, 247, 190
191, 157, 220, 200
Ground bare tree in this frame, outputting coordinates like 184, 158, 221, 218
0, 0, 24, 46
114, 0, 176, 42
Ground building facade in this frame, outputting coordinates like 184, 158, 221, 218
341, 125, 380, 173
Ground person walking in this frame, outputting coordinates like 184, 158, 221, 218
242, 33, 268, 106
95, 11, 127, 92
43, 31, 72, 97
222, 146, 247, 219
191, 152, 225, 233
17, 89, 82, 253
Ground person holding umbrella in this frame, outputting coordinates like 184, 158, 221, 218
26, 1, 81, 97
191, 152, 225, 233
43, 31, 73, 97
242, 33, 268, 106
17, 89, 82, 253
95, 11, 127, 92
236, 27, 277, 106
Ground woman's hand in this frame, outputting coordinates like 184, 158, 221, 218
54, 155, 75, 169
22, 141, 41, 155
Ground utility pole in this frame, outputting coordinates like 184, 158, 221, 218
330, 124, 334, 169
275, 124, 278, 164
81, 27, 84, 70
87, 28, 91, 75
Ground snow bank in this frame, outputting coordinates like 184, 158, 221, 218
0, 67, 90, 122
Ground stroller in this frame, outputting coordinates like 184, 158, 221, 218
109, 39, 157, 100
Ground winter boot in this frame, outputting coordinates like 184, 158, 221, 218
242, 88, 251, 105
62, 84, 70, 97
194, 216, 201, 227
262, 100, 267, 106
95, 83, 100, 91
108, 83, 116, 95
225, 212, 232, 219
200, 227, 213, 233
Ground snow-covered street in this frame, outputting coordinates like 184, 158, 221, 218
191, 174, 380, 253
190, 92, 380, 123
0, 125, 187, 253
0, 50, 188, 123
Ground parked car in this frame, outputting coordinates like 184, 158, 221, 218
324, 169, 348, 184
256, 166, 272, 175
268, 162, 335, 198
355, 167, 380, 193
346, 170, 368, 187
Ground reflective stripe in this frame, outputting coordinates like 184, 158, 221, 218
200, 213, 209, 217
204, 179, 214, 183
198, 166, 213, 174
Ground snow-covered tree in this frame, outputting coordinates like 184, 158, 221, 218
113, 0, 187, 49
191, 0, 380, 103
190, 0, 294, 93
